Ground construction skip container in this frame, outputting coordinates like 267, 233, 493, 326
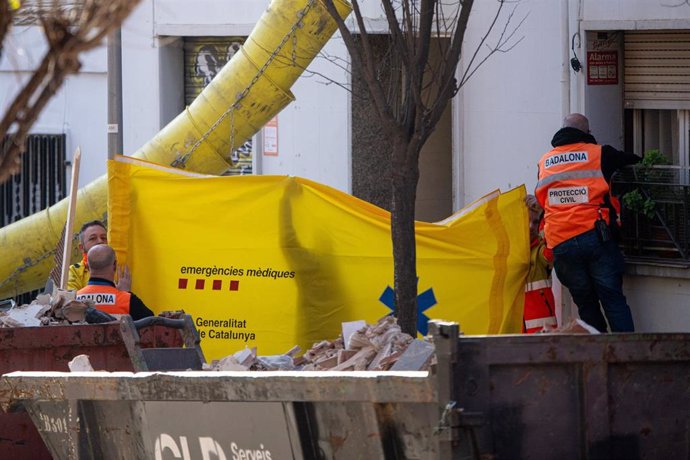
3, 321, 690, 459
0, 315, 204, 459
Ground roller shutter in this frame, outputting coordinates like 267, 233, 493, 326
183, 36, 253, 175
12, 0, 83, 25
624, 31, 690, 109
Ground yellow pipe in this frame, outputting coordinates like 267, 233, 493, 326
0, 0, 352, 299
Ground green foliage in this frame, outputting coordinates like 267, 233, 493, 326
622, 189, 655, 219
641, 149, 669, 167
621, 149, 669, 220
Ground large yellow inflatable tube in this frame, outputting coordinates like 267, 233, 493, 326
0, 0, 352, 299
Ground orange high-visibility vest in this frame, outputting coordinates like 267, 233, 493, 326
535, 143, 610, 248
77, 283, 130, 315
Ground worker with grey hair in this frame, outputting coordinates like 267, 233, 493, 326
67, 220, 131, 292
535, 113, 640, 332
76, 244, 153, 320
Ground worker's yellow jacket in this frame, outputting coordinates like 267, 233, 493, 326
67, 255, 89, 291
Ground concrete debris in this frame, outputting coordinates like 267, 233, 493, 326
0, 291, 118, 327
206, 355, 250, 371
206, 316, 432, 372
0, 314, 24, 328
341, 320, 366, 349
68, 354, 94, 372
390, 339, 436, 371
157, 309, 187, 320
550, 318, 600, 334
0, 302, 46, 327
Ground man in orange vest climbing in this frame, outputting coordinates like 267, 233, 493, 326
67, 220, 131, 292
76, 244, 153, 320
535, 113, 640, 332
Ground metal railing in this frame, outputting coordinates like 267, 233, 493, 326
612, 165, 690, 266
1, 134, 67, 227
0, 134, 67, 304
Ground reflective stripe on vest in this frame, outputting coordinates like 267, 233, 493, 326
76, 284, 130, 315
536, 144, 609, 248
535, 169, 604, 189
525, 279, 552, 292
525, 317, 558, 331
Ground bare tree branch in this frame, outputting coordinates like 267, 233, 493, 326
459, 1, 526, 88
301, 68, 356, 96
322, 0, 394, 131
422, 0, 474, 141
0, 0, 142, 184
382, 0, 413, 75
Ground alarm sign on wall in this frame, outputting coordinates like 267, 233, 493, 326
587, 51, 618, 85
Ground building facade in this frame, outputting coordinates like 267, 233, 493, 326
2, 0, 690, 330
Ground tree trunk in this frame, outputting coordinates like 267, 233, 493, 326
391, 136, 420, 336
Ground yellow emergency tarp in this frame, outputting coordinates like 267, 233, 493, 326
108, 157, 529, 360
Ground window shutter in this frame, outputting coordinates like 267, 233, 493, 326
624, 31, 690, 110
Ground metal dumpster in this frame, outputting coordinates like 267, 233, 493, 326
0, 370, 439, 459
453, 331, 690, 459
0, 315, 204, 459
0, 325, 448, 459
3, 322, 690, 459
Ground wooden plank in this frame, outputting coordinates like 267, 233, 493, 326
60, 147, 81, 290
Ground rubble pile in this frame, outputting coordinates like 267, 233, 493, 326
204, 316, 436, 372
0, 290, 119, 328
551, 318, 600, 334
1, 292, 87, 327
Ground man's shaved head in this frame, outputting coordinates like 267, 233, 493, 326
563, 113, 590, 134
87, 244, 116, 277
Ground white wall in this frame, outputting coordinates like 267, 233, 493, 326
260, 39, 351, 192
154, 0, 267, 36
583, 0, 690, 23
122, 0, 162, 157
458, 0, 565, 202
626, 275, 690, 332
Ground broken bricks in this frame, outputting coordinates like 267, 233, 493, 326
206, 316, 434, 372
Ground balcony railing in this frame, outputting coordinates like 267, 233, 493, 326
612, 165, 690, 266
